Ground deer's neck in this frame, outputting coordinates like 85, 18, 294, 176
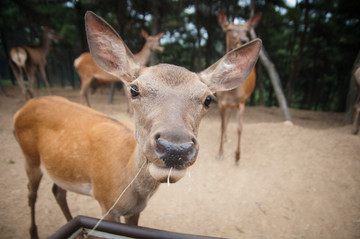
133, 149, 160, 198
40, 32, 53, 56
134, 43, 152, 67
225, 34, 240, 53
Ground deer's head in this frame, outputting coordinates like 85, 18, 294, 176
85, 11, 261, 183
141, 29, 164, 53
218, 10, 261, 52
44, 26, 63, 41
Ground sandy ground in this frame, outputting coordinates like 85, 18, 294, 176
0, 85, 359, 239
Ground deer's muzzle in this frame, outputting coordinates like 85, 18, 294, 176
155, 138, 197, 168
147, 128, 198, 183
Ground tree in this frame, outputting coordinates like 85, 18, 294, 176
250, 0, 292, 122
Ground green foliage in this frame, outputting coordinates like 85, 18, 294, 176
0, 0, 359, 112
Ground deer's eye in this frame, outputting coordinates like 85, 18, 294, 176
130, 85, 140, 98
204, 96, 212, 108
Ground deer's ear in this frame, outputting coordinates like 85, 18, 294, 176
218, 10, 229, 31
141, 29, 149, 38
85, 11, 140, 82
247, 13, 262, 29
156, 32, 164, 39
199, 39, 262, 92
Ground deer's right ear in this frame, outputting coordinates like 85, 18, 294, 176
85, 11, 140, 82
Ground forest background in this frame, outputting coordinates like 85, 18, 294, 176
0, 0, 359, 121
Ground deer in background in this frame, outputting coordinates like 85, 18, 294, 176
74, 29, 164, 107
353, 67, 360, 134
8, 26, 63, 100
13, 11, 261, 239
216, 10, 262, 164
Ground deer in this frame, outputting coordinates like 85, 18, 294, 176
74, 29, 164, 107
13, 11, 261, 239
353, 66, 360, 134
216, 10, 262, 164
8, 26, 63, 100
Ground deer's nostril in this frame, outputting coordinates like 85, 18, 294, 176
192, 138, 197, 145
154, 133, 161, 140
240, 39, 248, 44
154, 138, 197, 168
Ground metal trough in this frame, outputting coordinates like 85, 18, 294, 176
49, 215, 225, 239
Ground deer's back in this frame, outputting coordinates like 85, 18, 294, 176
13, 96, 136, 195
75, 52, 119, 82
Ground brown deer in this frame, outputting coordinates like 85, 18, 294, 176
353, 67, 360, 134
13, 11, 261, 239
8, 26, 63, 100
74, 29, 164, 107
216, 10, 262, 164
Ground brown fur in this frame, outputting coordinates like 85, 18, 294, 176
216, 10, 262, 163
75, 30, 164, 107
9, 27, 63, 100
14, 11, 261, 239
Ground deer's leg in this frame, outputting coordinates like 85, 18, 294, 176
80, 77, 92, 107
39, 64, 51, 95
223, 108, 232, 142
52, 184, 73, 221
9, 61, 30, 99
124, 213, 140, 225
22, 67, 34, 99
25, 162, 43, 239
26, 66, 38, 98
98, 205, 121, 224
217, 106, 227, 161
235, 103, 245, 164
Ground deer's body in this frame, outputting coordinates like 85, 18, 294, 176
216, 10, 262, 163
353, 67, 360, 134
14, 96, 158, 225
14, 11, 261, 239
75, 30, 164, 106
9, 27, 62, 100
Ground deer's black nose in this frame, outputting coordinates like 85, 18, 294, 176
154, 135, 197, 168
240, 38, 248, 44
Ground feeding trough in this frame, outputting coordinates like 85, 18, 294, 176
49, 215, 225, 239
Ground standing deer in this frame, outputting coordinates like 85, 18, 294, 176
13, 11, 261, 239
353, 67, 360, 134
9, 26, 63, 100
74, 29, 164, 107
216, 10, 262, 164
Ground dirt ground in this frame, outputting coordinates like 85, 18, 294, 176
0, 85, 359, 239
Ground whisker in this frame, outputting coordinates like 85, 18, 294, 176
167, 167, 173, 187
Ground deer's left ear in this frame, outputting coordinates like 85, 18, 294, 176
85, 11, 140, 82
218, 10, 230, 32
199, 39, 261, 92
247, 13, 262, 29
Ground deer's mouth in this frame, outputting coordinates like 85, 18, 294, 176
148, 163, 186, 183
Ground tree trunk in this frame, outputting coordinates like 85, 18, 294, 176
344, 50, 360, 124
195, 0, 202, 71
287, 0, 309, 106
257, 61, 264, 105
1, 28, 15, 85
249, 0, 292, 122
253, 39, 292, 122
74, 0, 87, 53
150, 0, 160, 66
